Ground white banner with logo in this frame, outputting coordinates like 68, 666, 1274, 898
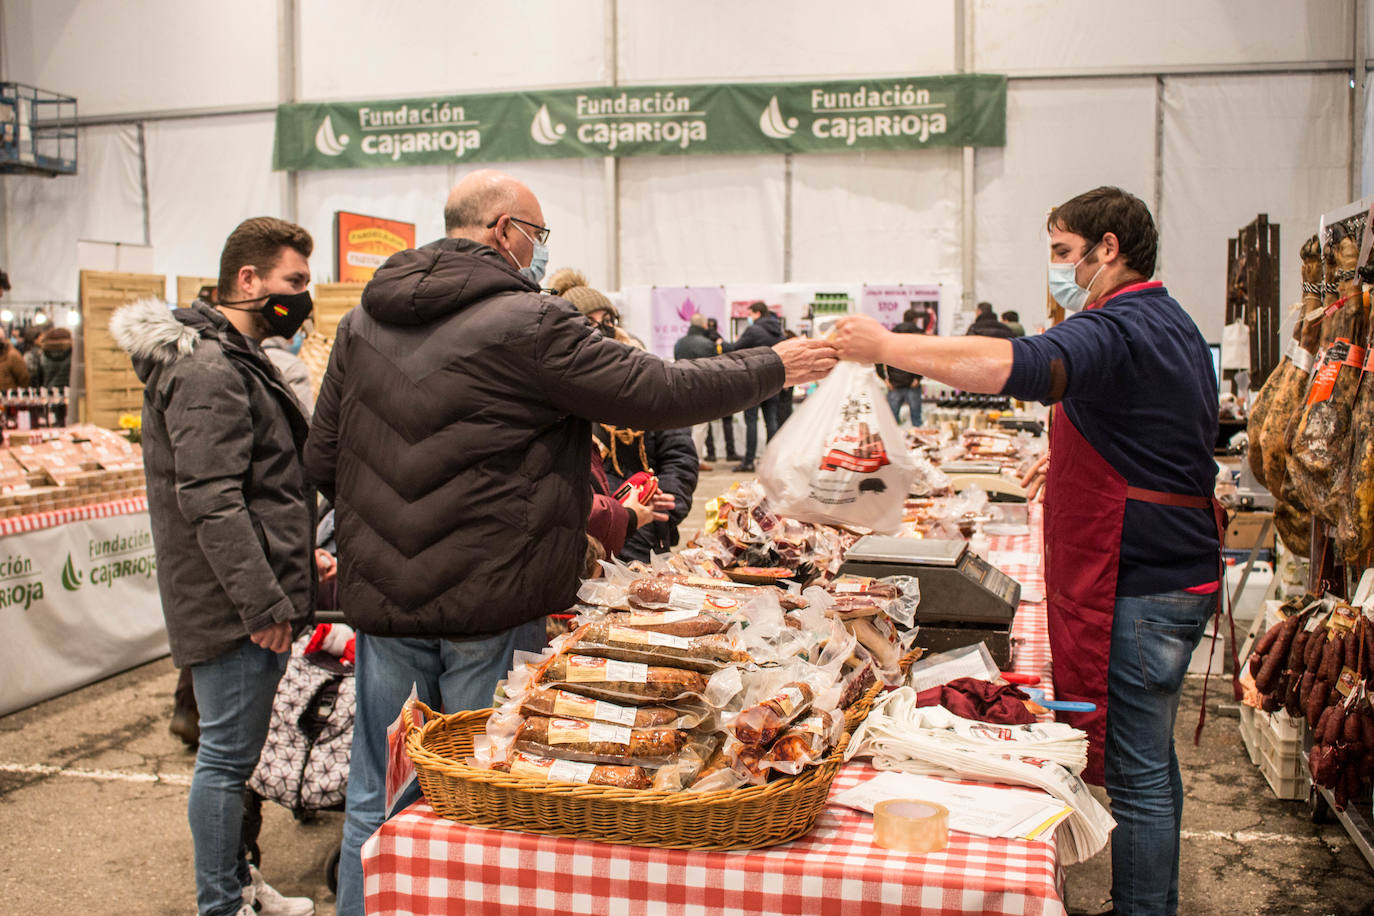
0, 511, 166, 716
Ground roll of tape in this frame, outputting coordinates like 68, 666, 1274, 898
872, 798, 950, 853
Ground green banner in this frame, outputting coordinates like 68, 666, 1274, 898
273, 74, 1005, 171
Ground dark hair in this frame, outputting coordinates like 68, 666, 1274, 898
748, 301, 769, 318
903, 307, 920, 323
1002, 310, 1019, 322
0, 270, 9, 291
975, 302, 994, 317
1048, 186, 1157, 279
217, 217, 313, 303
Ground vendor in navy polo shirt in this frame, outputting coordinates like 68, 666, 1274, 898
834, 186, 1220, 916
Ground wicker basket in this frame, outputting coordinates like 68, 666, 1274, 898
405, 647, 921, 850
407, 706, 849, 849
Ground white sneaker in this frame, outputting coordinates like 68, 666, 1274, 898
243, 865, 315, 916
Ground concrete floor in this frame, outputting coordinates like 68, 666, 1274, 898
3, 467, 1373, 914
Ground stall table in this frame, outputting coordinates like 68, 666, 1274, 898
364, 506, 1063, 915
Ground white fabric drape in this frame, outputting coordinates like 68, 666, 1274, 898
2, 125, 144, 304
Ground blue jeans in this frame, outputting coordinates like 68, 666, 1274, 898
742, 396, 780, 462
1106, 589, 1214, 916
886, 385, 922, 426
335, 620, 547, 916
189, 639, 288, 916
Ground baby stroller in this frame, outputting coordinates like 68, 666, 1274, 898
244, 613, 356, 893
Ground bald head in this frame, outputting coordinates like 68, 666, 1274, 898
444, 170, 530, 234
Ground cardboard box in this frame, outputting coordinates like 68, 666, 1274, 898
1227, 511, 1275, 550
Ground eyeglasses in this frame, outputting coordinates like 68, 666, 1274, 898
487, 215, 551, 245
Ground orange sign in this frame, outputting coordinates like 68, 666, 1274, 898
334, 211, 416, 283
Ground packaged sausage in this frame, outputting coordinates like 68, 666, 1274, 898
598, 608, 731, 638
562, 622, 751, 673
733, 681, 815, 746
537, 653, 709, 705
628, 573, 808, 612
514, 715, 687, 767
684, 746, 749, 793
516, 686, 693, 729
495, 751, 652, 790
761, 709, 843, 776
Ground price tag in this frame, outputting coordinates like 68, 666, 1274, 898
587, 722, 633, 747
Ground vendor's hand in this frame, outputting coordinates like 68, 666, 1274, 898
1020, 452, 1049, 501
315, 548, 337, 583
832, 315, 894, 365
251, 620, 293, 654
625, 490, 657, 528
774, 337, 838, 386
650, 492, 675, 522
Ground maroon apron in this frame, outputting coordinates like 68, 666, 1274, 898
1042, 281, 1225, 786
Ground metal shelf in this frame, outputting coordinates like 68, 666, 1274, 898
0, 82, 77, 176
1312, 783, 1374, 872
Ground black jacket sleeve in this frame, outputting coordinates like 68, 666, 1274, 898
304, 311, 350, 503
648, 427, 699, 528
529, 300, 784, 430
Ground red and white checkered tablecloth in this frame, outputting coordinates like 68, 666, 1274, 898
364, 508, 1062, 915
999, 503, 1053, 693
0, 495, 147, 537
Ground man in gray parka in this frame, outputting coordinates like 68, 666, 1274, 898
112, 217, 318, 916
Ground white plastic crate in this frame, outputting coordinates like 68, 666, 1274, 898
1250, 707, 1308, 800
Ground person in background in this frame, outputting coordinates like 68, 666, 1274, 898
31, 327, 73, 391
0, 269, 8, 301
702, 317, 741, 464
877, 307, 924, 426
305, 169, 835, 916
775, 330, 798, 426
21, 326, 43, 379
833, 186, 1219, 916
586, 436, 663, 572
729, 301, 786, 472
675, 314, 721, 471
966, 301, 1016, 339
1001, 310, 1027, 337
261, 320, 316, 418
595, 419, 697, 563
112, 216, 318, 916
0, 331, 30, 390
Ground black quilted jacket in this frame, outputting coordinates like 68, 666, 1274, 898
305, 238, 782, 638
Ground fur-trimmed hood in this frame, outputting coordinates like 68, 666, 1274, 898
110, 298, 205, 382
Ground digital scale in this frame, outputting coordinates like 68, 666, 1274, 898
839, 536, 1022, 667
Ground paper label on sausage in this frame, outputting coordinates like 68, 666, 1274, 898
625, 608, 699, 626
667, 585, 742, 616
1330, 603, 1359, 634
550, 691, 638, 726
547, 718, 591, 745
834, 580, 869, 594
548, 759, 598, 784
1307, 340, 1348, 404
772, 686, 806, 719
1336, 666, 1359, 699
509, 753, 557, 780
607, 625, 690, 650
563, 655, 649, 683
587, 722, 633, 747
1289, 342, 1314, 373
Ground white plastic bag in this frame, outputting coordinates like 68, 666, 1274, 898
758, 361, 917, 533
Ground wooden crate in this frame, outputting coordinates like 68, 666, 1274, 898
176, 275, 217, 308
1225, 214, 1281, 388
80, 270, 166, 428
313, 282, 365, 338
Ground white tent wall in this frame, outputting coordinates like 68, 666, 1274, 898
2, 124, 143, 305
1160, 74, 1352, 343
1, 0, 279, 116
145, 114, 285, 294
974, 79, 1158, 336
0, 0, 1367, 346
975, 0, 1351, 71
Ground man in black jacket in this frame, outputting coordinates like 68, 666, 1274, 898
305, 169, 837, 916
113, 217, 318, 916
966, 301, 1016, 339
676, 314, 723, 469
729, 301, 786, 472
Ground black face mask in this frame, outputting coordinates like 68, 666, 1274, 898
220, 290, 314, 339
597, 320, 616, 338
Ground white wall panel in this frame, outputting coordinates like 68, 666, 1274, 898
619, 154, 785, 286
298, 0, 606, 100
791, 148, 962, 290
976, 0, 1351, 73
2, 125, 144, 304
618, 0, 956, 84
975, 79, 1157, 333
2, 0, 278, 116
145, 114, 284, 294
1160, 74, 1350, 342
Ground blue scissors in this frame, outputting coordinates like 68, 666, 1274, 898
1023, 687, 1096, 713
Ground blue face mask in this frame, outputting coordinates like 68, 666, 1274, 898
1047, 241, 1104, 313
510, 223, 549, 286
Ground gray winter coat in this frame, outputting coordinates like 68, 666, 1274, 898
111, 300, 316, 667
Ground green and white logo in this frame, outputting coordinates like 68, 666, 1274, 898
60, 553, 84, 591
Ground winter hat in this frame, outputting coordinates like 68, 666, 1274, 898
547, 268, 618, 320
